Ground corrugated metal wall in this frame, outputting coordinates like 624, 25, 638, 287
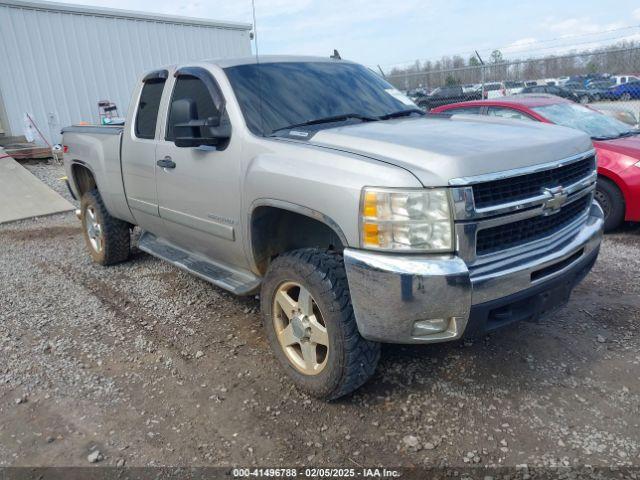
0, 2, 252, 144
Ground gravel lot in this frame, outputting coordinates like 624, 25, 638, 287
1, 161, 639, 469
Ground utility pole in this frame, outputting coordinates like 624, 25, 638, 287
475, 50, 486, 98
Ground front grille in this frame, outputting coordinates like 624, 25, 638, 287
472, 156, 595, 209
476, 195, 591, 256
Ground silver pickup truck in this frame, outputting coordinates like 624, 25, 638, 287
62, 56, 604, 399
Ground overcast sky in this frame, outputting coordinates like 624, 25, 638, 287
60, 0, 640, 69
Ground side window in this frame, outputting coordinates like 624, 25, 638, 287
448, 107, 482, 115
135, 79, 166, 139
487, 107, 534, 121
166, 75, 220, 141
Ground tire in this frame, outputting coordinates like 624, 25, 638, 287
579, 95, 589, 104
261, 249, 380, 400
593, 94, 601, 102
594, 177, 625, 232
80, 188, 131, 265
620, 92, 631, 101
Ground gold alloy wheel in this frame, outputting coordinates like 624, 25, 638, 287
84, 205, 103, 253
272, 281, 329, 375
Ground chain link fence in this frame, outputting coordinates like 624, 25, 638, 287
385, 46, 640, 127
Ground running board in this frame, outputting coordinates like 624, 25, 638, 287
137, 231, 261, 295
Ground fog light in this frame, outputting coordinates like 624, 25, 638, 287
412, 318, 449, 336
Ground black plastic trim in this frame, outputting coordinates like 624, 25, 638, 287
143, 69, 169, 82
173, 66, 225, 112
464, 246, 599, 338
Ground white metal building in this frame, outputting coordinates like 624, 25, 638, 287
0, 0, 252, 144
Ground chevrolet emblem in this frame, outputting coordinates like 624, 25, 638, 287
542, 186, 568, 215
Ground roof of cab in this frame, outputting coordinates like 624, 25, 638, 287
142, 55, 350, 78
205, 55, 350, 68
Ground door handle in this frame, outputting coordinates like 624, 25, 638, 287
157, 157, 176, 169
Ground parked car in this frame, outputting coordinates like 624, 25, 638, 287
486, 81, 525, 98
564, 81, 615, 103
609, 80, 640, 101
610, 75, 640, 86
433, 96, 640, 230
520, 84, 580, 102
414, 85, 481, 110
62, 56, 603, 399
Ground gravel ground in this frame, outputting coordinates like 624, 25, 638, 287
1, 162, 639, 469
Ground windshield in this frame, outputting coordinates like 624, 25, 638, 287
532, 103, 635, 139
224, 61, 418, 136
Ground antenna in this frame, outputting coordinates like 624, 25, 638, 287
251, 0, 259, 60
251, 0, 265, 134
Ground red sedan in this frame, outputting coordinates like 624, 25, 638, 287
432, 96, 640, 231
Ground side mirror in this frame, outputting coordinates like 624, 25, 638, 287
171, 98, 231, 148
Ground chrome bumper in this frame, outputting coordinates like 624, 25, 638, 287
343, 202, 604, 344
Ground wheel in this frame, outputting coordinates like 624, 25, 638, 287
579, 95, 589, 104
418, 101, 429, 112
80, 188, 131, 265
261, 249, 380, 400
620, 92, 632, 101
593, 94, 601, 102
594, 178, 625, 232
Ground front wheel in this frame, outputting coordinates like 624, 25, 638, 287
594, 178, 625, 232
80, 189, 131, 265
261, 249, 380, 400
620, 92, 632, 101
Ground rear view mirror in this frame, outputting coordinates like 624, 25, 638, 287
171, 98, 231, 148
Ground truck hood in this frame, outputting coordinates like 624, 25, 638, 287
308, 115, 594, 186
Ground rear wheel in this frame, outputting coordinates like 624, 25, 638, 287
80, 189, 131, 265
261, 249, 380, 400
620, 92, 632, 101
594, 177, 625, 232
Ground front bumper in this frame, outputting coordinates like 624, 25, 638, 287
343, 202, 604, 344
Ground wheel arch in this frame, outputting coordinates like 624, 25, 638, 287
70, 161, 98, 198
248, 200, 349, 276
597, 170, 628, 216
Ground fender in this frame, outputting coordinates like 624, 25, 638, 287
245, 198, 349, 275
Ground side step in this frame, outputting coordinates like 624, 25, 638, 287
137, 231, 261, 295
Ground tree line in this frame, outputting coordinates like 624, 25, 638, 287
387, 40, 640, 90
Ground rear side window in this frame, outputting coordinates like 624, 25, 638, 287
166, 76, 219, 141
135, 79, 166, 139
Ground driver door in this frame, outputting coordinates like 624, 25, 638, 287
155, 68, 246, 268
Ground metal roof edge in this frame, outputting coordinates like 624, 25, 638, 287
0, 0, 253, 30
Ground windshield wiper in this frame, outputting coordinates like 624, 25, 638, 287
270, 113, 378, 135
378, 108, 425, 120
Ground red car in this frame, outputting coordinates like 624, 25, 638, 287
433, 96, 640, 231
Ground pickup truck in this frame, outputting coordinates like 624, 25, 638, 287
414, 85, 482, 111
63, 56, 604, 400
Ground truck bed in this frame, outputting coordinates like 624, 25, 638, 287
62, 124, 134, 223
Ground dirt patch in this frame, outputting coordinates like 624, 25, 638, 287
1, 211, 639, 469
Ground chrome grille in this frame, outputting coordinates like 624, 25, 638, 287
450, 150, 597, 265
476, 195, 591, 256
472, 155, 595, 209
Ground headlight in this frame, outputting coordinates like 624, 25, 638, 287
360, 187, 453, 252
